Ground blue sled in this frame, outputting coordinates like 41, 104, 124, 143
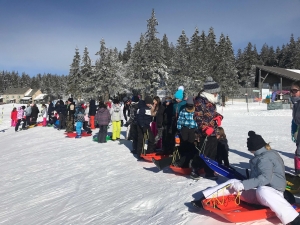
200, 154, 246, 180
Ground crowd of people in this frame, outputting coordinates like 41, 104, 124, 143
8, 76, 300, 224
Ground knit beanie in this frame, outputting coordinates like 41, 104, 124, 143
113, 99, 120, 104
123, 97, 129, 103
247, 131, 267, 151
178, 86, 184, 91
203, 77, 220, 94
131, 96, 139, 103
186, 96, 194, 105
144, 96, 153, 104
174, 89, 183, 100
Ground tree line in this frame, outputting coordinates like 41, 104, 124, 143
1, 9, 300, 101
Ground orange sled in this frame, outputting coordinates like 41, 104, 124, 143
66, 132, 92, 138
202, 194, 300, 223
140, 153, 169, 162
36, 122, 43, 127
169, 166, 205, 175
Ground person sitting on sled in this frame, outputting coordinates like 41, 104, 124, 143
152, 96, 197, 170
191, 131, 300, 225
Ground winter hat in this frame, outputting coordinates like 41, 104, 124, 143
113, 99, 120, 104
144, 96, 153, 104
174, 89, 183, 100
178, 86, 184, 91
131, 96, 139, 103
203, 77, 220, 94
68, 98, 73, 102
186, 96, 194, 105
247, 131, 267, 151
123, 97, 129, 103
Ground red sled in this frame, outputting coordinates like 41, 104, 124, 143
202, 194, 300, 223
36, 123, 43, 127
140, 153, 169, 162
169, 166, 204, 176
66, 132, 92, 138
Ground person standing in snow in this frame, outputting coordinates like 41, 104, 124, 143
190, 76, 223, 180
30, 104, 40, 125
66, 98, 75, 133
41, 104, 47, 126
290, 80, 300, 176
47, 100, 54, 121
89, 99, 97, 129
24, 103, 32, 128
11, 107, 17, 127
95, 101, 111, 143
191, 131, 300, 225
15, 106, 25, 132
215, 127, 230, 167
124, 96, 140, 153
110, 99, 124, 141
162, 97, 174, 154
123, 97, 131, 123
150, 96, 165, 150
74, 106, 85, 138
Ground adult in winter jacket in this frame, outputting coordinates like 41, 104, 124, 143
151, 96, 165, 149
290, 80, 300, 176
123, 97, 131, 122
47, 101, 54, 120
66, 98, 75, 133
136, 96, 155, 159
30, 104, 40, 125
95, 101, 111, 143
162, 97, 174, 154
110, 99, 124, 141
89, 99, 97, 129
41, 104, 48, 126
191, 77, 223, 180
24, 104, 32, 128
191, 131, 300, 225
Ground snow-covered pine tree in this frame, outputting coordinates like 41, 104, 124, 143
80, 46, 93, 100
169, 30, 190, 95
122, 41, 132, 63
67, 47, 81, 99
161, 34, 172, 68
20, 72, 31, 88
205, 27, 217, 77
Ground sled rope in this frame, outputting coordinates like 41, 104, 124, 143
172, 147, 180, 165
195, 137, 208, 155
205, 184, 241, 208
142, 130, 149, 155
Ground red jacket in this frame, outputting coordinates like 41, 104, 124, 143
11, 111, 17, 121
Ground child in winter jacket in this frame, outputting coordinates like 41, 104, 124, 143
41, 104, 48, 126
15, 106, 25, 132
191, 131, 300, 225
215, 127, 230, 167
11, 107, 17, 127
110, 99, 124, 141
95, 101, 111, 143
75, 107, 85, 138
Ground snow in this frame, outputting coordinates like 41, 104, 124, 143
0, 102, 297, 225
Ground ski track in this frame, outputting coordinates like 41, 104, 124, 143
0, 102, 298, 225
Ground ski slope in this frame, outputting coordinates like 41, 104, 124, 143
0, 102, 297, 225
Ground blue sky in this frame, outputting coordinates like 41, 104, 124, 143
1, 0, 300, 76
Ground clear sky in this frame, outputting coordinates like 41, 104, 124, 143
1, 0, 300, 76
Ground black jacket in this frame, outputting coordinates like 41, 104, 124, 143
31, 105, 40, 118
154, 104, 165, 128
123, 104, 130, 121
89, 99, 96, 116
48, 102, 54, 114
136, 100, 152, 127
163, 102, 173, 126
125, 102, 139, 126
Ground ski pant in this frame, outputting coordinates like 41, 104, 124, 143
112, 121, 121, 140
31, 116, 37, 125
25, 116, 31, 128
66, 115, 74, 132
151, 121, 162, 149
202, 179, 299, 225
42, 117, 47, 126
162, 124, 173, 154
191, 136, 218, 176
90, 116, 95, 129
83, 121, 91, 133
98, 125, 108, 143
59, 113, 66, 129
11, 120, 16, 127
137, 125, 155, 156
76, 122, 83, 136
15, 119, 23, 131
129, 123, 138, 152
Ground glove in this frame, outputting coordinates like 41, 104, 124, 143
121, 120, 124, 127
213, 115, 222, 127
229, 181, 244, 193
204, 127, 214, 136
155, 128, 163, 144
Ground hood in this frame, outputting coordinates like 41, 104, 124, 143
138, 100, 146, 108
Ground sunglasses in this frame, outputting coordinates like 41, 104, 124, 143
290, 89, 300, 94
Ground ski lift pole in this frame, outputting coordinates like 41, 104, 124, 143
245, 93, 249, 112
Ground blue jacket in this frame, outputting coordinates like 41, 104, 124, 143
177, 108, 197, 130
173, 100, 186, 117
136, 100, 152, 127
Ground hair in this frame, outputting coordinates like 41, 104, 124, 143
98, 101, 107, 109
165, 96, 172, 101
292, 81, 300, 90
265, 143, 271, 150
217, 127, 226, 139
12, 107, 16, 111
153, 96, 161, 111
42, 104, 46, 107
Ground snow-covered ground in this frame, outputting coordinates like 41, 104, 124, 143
0, 102, 297, 225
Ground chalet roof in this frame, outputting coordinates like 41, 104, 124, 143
3, 88, 30, 95
256, 65, 300, 81
24, 88, 40, 97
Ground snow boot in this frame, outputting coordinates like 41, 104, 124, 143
191, 196, 205, 209
152, 158, 162, 170
294, 155, 300, 176
290, 215, 300, 225
75, 135, 82, 139
190, 169, 201, 180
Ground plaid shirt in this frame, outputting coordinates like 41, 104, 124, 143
177, 108, 197, 130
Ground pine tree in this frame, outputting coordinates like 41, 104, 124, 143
122, 41, 132, 63
67, 47, 81, 99
80, 46, 93, 99
206, 27, 217, 76
161, 34, 172, 67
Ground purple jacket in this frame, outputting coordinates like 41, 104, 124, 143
95, 108, 111, 125
17, 107, 24, 120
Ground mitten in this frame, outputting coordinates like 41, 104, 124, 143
213, 115, 222, 127
204, 127, 214, 136
229, 181, 244, 193
155, 128, 163, 144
